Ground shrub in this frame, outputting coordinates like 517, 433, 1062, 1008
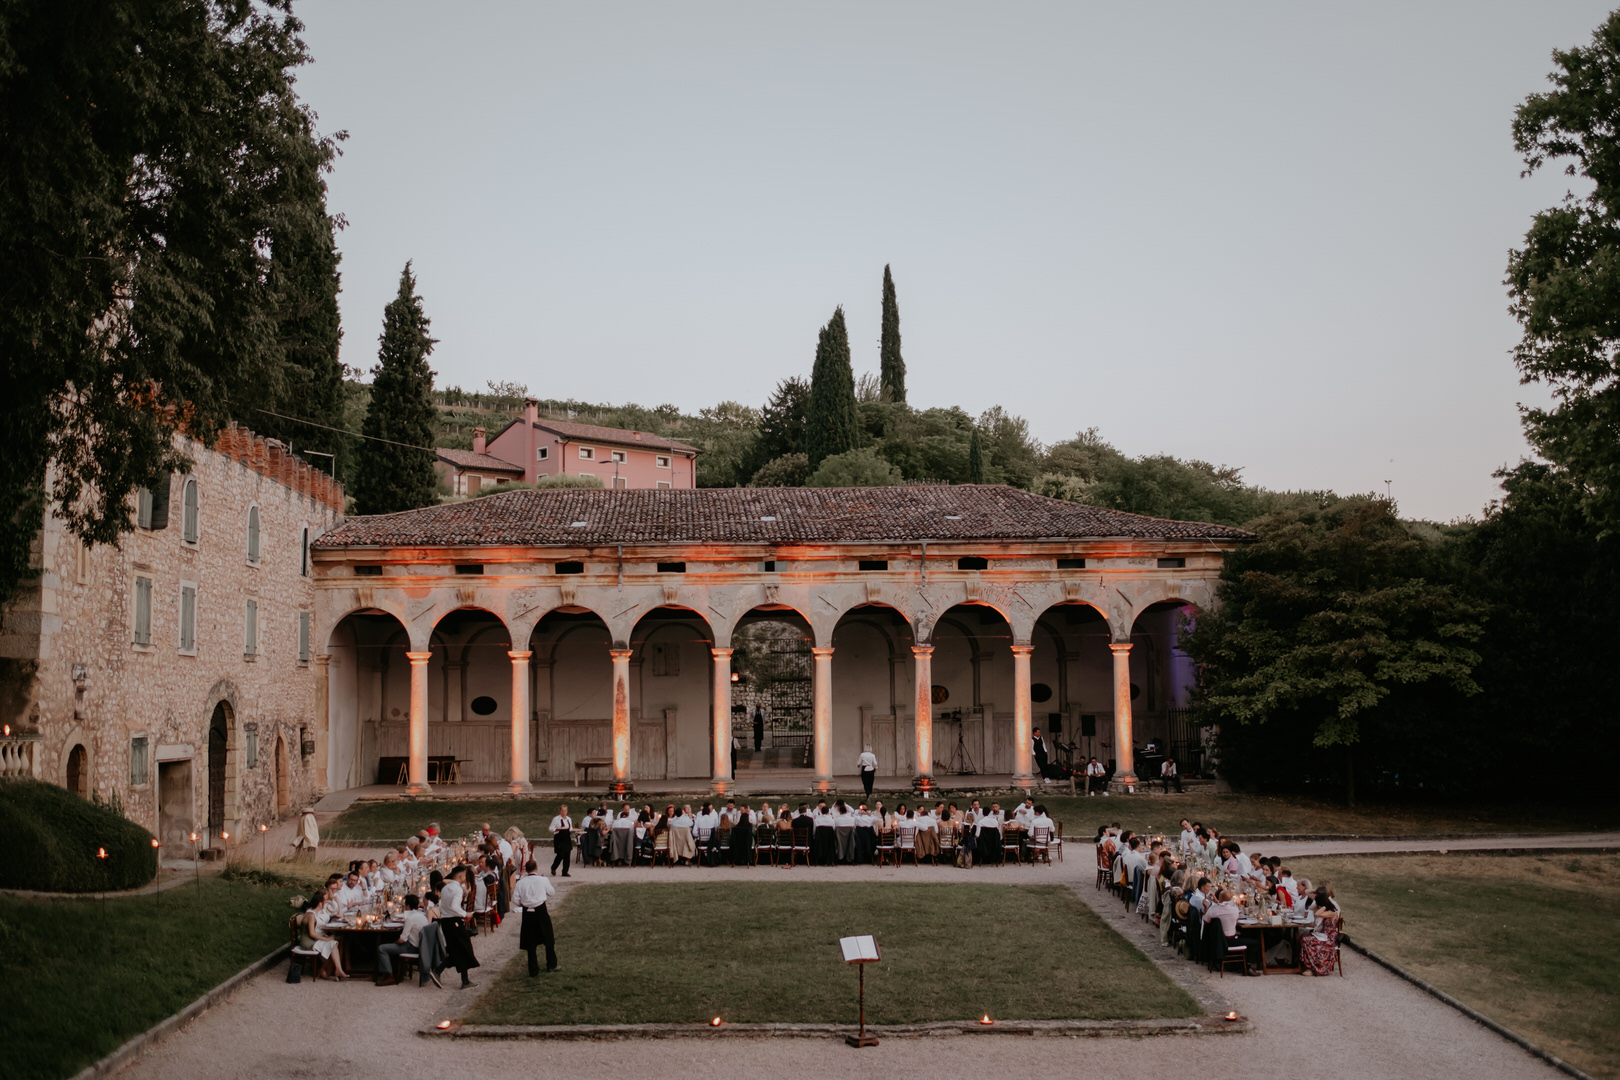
806, 448, 902, 488
749, 452, 809, 487
0, 779, 157, 892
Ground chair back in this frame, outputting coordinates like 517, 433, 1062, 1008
791, 822, 812, 850
897, 822, 917, 849
876, 828, 896, 853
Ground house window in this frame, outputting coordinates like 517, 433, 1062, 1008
136, 476, 170, 530
610, 450, 626, 463
537, 446, 549, 461
245, 729, 258, 769
578, 447, 595, 461
298, 611, 311, 664
555, 561, 584, 574
130, 737, 149, 786
858, 560, 889, 571
244, 599, 258, 657
957, 556, 989, 570
181, 479, 199, 543
656, 455, 671, 469
133, 576, 153, 645
246, 505, 261, 564
1157, 557, 1186, 569
1057, 557, 1086, 569
300, 526, 310, 576
656, 480, 672, 489
179, 585, 197, 652
657, 561, 686, 573
612, 477, 627, 489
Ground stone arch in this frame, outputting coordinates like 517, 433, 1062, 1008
427, 608, 513, 742
205, 697, 236, 841
323, 599, 411, 653
65, 742, 89, 798
629, 606, 717, 781
527, 608, 617, 783
1032, 600, 1114, 756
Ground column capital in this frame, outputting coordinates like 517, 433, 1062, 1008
710, 647, 734, 659
811, 646, 835, 658
314, 653, 332, 669
1108, 641, 1133, 655
406, 650, 433, 664
1010, 643, 1034, 657
507, 650, 533, 662
911, 644, 935, 658
609, 648, 634, 661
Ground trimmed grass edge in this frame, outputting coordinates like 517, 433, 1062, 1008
66, 943, 290, 1080
426, 1017, 1253, 1041
1340, 935, 1595, 1080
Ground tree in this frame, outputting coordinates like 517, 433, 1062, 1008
807, 448, 903, 487
749, 453, 810, 487
1506, 11, 1620, 534
0, 0, 341, 605
353, 264, 440, 515
805, 307, 858, 471
967, 427, 986, 483
1182, 498, 1486, 804
879, 265, 907, 403
754, 377, 809, 471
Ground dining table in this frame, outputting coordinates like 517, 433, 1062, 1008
331, 919, 403, 974
1238, 916, 1310, 974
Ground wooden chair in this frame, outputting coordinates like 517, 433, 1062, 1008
1002, 829, 1023, 866
715, 826, 731, 864
875, 828, 896, 867
289, 919, 322, 980
652, 832, 671, 867
394, 949, 420, 984
1030, 825, 1053, 865
1047, 821, 1063, 862
938, 824, 958, 866
896, 822, 918, 865
1094, 845, 1110, 889
789, 823, 812, 867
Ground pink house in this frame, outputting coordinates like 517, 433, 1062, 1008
484, 399, 700, 489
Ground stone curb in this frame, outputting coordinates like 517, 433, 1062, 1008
1227, 832, 1608, 843
426, 1016, 1251, 1041
68, 944, 291, 1080
1340, 936, 1594, 1080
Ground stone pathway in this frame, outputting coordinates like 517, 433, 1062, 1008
112, 840, 1571, 1080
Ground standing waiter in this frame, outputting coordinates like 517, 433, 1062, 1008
511, 859, 559, 975
548, 804, 574, 878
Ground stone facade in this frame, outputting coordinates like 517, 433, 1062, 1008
0, 425, 343, 848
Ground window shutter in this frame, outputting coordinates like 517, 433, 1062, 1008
300, 527, 309, 576
245, 600, 258, 656
299, 611, 310, 663
137, 488, 154, 529
148, 475, 170, 530
183, 480, 199, 542
247, 506, 260, 562
180, 586, 196, 651
133, 578, 152, 645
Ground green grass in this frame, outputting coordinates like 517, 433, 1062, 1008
462, 881, 1199, 1026
0, 873, 314, 1080
1285, 852, 1620, 1080
323, 791, 1620, 845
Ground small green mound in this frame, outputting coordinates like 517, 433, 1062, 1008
0, 779, 157, 892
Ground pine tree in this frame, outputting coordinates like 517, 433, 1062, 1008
879, 264, 906, 403
806, 307, 859, 471
968, 426, 985, 483
353, 263, 439, 515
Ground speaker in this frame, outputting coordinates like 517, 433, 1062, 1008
1080, 714, 1097, 737
1047, 712, 1062, 732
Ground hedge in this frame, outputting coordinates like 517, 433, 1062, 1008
0, 779, 157, 892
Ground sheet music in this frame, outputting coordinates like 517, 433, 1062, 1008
840, 935, 879, 963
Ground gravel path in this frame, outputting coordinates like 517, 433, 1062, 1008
112, 844, 1569, 1080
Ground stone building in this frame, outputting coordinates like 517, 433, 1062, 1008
310, 486, 1247, 796
0, 426, 344, 848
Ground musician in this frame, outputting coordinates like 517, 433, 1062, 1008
548, 805, 574, 878
512, 860, 559, 975
1085, 757, 1108, 796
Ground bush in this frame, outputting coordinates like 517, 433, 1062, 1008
806, 447, 902, 488
0, 779, 157, 892
749, 452, 809, 487
534, 473, 604, 490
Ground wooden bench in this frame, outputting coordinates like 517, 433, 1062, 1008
574, 758, 614, 786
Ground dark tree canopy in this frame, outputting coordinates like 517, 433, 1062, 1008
1507, 10, 1620, 534
879, 264, 906, 404
805, 307, 858, 471
0, 0, 341, 604
753, 376, 810, 472
352, 264, 439, 516
967, 426, 985, 483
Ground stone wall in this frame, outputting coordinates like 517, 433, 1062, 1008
0, 425, 343, 847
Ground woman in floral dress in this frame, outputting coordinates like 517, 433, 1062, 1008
1300, 885, 1342, 975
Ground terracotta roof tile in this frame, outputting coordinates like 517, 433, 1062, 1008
435, 448, 526, 474
314, 486, 1252, 549
531, 419, 701, 455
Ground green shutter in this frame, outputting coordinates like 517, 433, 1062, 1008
183, 480, 199, 542
180, 586, 196, 651
247, 506, 260, 562
298, 611, 310, 663
245, 599, 257, 656
133, 577, 152, 645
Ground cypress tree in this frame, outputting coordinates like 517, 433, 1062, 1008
968, 426, 985, 483
353, 263, 440, 515
879, 264, 906, 403
806, 307, 859, 471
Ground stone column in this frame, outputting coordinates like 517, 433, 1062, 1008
406, 651, 433, 795
507, 651, 532, 793
1011, 643, 1034, 791
811, 646, 835, 793
610, 648, 633, 795
313, 654, 331, 792
711, 648, 734, 794
912, 645, 935, 793
1110, 642, 1138, 789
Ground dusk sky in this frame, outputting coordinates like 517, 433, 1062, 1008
294, 2, 1613, 522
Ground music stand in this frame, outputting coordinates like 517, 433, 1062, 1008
840, 935, 881, 1047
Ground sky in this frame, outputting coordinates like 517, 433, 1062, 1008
293, 2, 1614, 523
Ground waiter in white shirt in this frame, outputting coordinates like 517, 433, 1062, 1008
437, 865, 480, 988
548, 805, 574, 878
511, 860, 559, 975
857, 746, 878, 798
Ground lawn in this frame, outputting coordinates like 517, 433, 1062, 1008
1284, 852, 1620, 1080
322, 790, 1620, 845
461, 881, 1200, 1026
0, 870, 317, 1080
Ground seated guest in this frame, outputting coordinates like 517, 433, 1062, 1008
609, 808, 636, 865
853, 804, 877, 864
1201, 886, 1258, 974
376, 894, 443, 987
811, 801, 837, 865
636, 808, 655, 864
421, 823, 445, 861
577, 810, 603, 868
833, 801, 856, 864
668, 805, 697, 865
1291, 877, 1313, 916
335, 871, 365, 911
380, 853, 402, 887
296, 896, 350, 980
1300, 886, 1342, 976
975, 803, 1003, 866
1013, 799, 1037, 830
914, 805, 939, 863
1222, 842, 1245, 879
1030, 803, 1055, 839
693, 802, 720, 849
730, 806, 755, 866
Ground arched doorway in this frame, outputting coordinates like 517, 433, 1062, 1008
628, 606, 714, 781
207, 702, 231, 838
731, 606, 814, 775
529, 609, 613, 783
274, 733, 289, 814
325, 609, 411, 789
830, 604, 913, 777
930, 603, 1014, 774
66, 744, 88, 798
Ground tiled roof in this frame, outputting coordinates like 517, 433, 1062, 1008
435, 448, 525, 475
314, 486, 1252, 549
529, 418, 702, 455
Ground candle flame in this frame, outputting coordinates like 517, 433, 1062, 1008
436, 1020, 453, 1030
980, 1014, 994, 1025
97, 847, 107, 859
710, 1017, 723, 1027
151, 839, 160, 848
1225, 1012, 1238, 1021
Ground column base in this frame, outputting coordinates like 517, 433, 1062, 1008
711, 779, 733, 795
1012, 773, 1034, 792
1110, 773, 1139, 794
912, 776, 936, 794
506, 781, 533, 795
813, 778, 835, 795
405, 782, 434, 797
608, 781, 635, 800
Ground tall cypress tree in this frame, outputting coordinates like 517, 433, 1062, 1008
353, 263, 439, 515
806, 307, 859, 471
967, 426, 985, 483
879, 264, 906, 404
